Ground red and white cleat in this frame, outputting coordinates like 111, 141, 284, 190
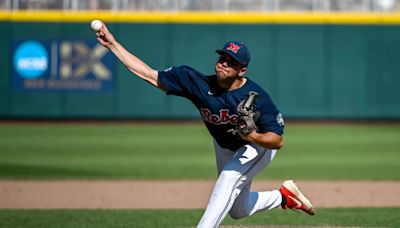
279, 180, 315, 215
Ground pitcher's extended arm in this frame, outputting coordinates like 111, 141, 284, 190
95, 22, 166, 91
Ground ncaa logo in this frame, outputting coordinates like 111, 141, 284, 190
276, 113, 284, 126
13, 41, 49, 79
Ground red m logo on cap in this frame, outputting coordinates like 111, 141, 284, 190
226, 42, 240, 53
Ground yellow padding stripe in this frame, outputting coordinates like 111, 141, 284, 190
1, 10, 400, 24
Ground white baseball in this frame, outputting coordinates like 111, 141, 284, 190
90, 19, 103, 31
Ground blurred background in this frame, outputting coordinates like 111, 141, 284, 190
1, 0, 400, 12
1, 0, 399, 120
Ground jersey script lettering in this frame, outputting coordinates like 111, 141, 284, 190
200, 108, 238, 125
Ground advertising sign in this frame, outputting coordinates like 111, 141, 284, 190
12, 40, 115, 92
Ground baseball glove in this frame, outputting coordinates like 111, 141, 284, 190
229, 91, 260, 138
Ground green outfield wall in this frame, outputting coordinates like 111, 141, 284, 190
1, 11, 399, 119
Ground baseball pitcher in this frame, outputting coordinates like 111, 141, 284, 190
95, 22, 315, 228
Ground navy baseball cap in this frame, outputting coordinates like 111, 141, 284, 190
216, 41, 251, 67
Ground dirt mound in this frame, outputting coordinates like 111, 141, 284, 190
1, 180, 399, 209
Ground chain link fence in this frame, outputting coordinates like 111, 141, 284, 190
0, 0, 399, 12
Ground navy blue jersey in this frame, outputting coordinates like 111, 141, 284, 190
158, 65, 284, 151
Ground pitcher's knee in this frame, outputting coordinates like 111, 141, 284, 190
218, 170, 241, 184
229, 208, 248, 220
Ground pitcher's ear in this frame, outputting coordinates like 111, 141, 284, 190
238, 67, 247, 77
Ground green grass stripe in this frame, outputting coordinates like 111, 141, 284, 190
219, 226, 387, 228
0, 123, 399, 180
0, 208, 398, 228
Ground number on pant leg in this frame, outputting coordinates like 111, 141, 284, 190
238, 145, 258, 165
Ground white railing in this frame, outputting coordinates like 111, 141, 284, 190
0, 0, 398, 12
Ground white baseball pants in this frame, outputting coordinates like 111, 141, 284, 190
197, 139, 282, 228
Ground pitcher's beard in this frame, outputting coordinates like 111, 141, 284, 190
216, 76, 237, 90
215, 66, 230, 79
216, 70, 226, 80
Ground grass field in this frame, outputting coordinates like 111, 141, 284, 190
0, 122, 399, 228
0, 208, 399, 228
0, 122, 399, 180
